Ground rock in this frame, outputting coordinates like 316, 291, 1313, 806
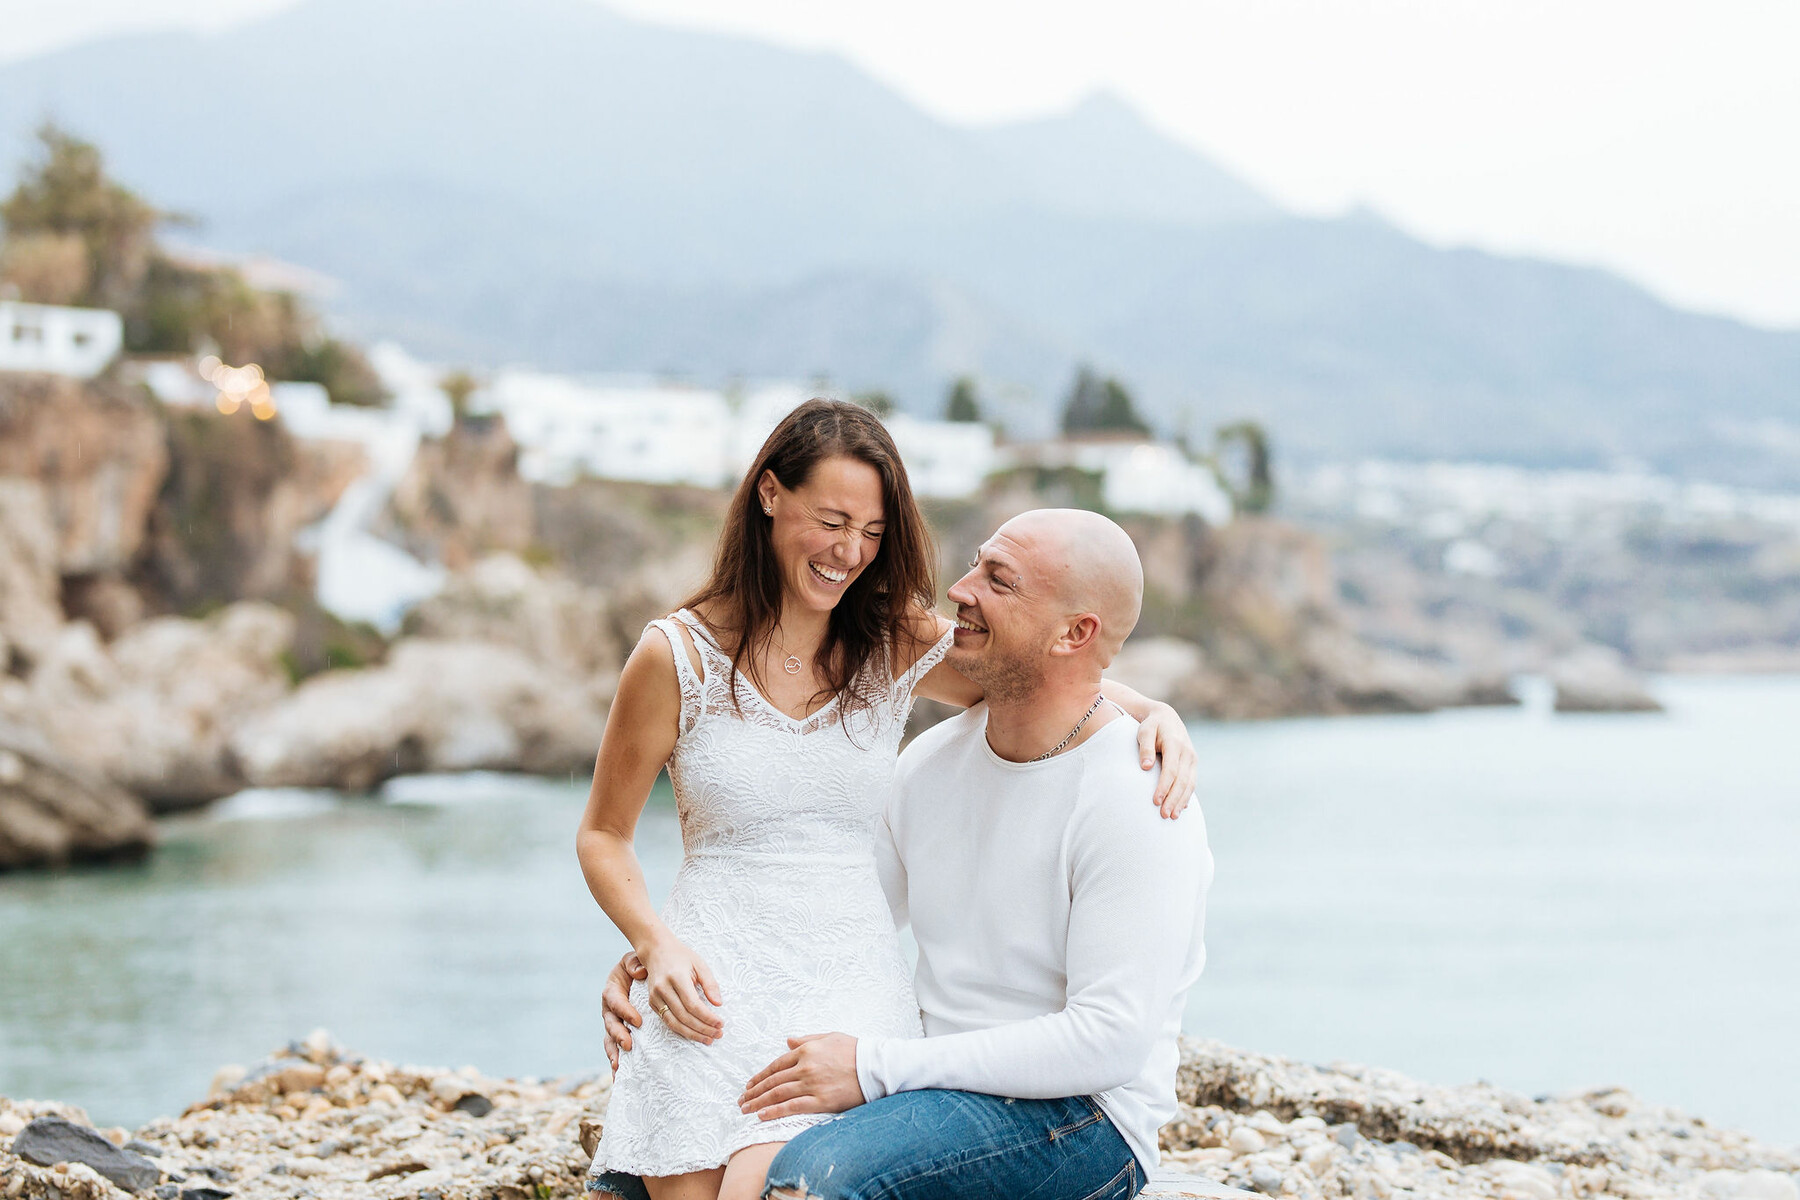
1249, 1164, 1286, 1194
453, 1094, 493, 1118
230, 638, 609, 792
131, 407, 364, 616
179, 1188, 232, 1200
10, 1114, 161, 1191
1491, 1160, 1559, 1200
578, 1117, 604, 1159
0, 478, 64, 674
382, 416, 534, 570
405, 553, 623, 680
0, 717, 154, 870
1086, 515, 1519, 720
1550, 646, 1663, 713
0, 373, 168, 579
429, 1076, 469, 1106
16, 602, 297, 811
368, 1160, 430, 1180
1229, 1127, 1267, 1155
208, 1066, 246, 1098
1704, 1171, 1800, 1200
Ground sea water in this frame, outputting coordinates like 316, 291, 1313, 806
2, 675, 1795, 1143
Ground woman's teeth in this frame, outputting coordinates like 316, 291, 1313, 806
810, 562, 848, 585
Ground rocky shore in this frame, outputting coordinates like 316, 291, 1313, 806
2, 1034, 1794, 1200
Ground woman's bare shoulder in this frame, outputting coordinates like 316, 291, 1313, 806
891, 604, 951, 673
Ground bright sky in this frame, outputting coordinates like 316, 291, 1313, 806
6, 0, 1799, 330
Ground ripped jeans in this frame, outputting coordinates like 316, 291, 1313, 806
761, 1089, 1145, 1200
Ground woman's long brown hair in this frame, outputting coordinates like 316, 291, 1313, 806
679, 398, 936, 716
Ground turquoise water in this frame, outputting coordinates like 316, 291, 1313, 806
2, 676, 1796, 1144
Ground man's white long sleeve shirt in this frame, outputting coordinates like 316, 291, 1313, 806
856, 704, 1213, 1170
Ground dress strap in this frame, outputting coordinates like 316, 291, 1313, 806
648, 616, 706, 738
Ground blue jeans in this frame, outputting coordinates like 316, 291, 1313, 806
761, 1090, 1146, 1200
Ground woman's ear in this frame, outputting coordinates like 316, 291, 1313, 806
757, 470, 779, 514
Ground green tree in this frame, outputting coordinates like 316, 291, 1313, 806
944, 376, 983, 423
0, 123, 164, 310
1213, 420, 1275, 514
440, 370, 481, 423
1060, 365, 1149, 436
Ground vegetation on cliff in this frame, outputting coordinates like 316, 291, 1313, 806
0, 124, 383, 406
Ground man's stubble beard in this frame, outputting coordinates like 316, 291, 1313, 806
948, 643, 1044, 706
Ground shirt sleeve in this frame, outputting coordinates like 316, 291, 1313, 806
874, 795, 908, 933
856, 760, 1210, 1102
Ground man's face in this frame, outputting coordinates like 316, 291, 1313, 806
943, 526, 1060, 701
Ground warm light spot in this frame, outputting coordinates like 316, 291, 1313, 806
209, 361, 275, 418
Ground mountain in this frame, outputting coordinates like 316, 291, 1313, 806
2, 0, 1796, 482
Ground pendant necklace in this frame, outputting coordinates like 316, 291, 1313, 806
770, 630, 805, 675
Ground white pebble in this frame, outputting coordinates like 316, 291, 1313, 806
1231, 1127, 1268, 1154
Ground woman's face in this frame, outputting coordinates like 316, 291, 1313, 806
759, 454, 887, 617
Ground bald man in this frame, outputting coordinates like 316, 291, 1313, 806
725, 509, 1214, 1200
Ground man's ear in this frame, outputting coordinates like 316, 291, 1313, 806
1052, 613, 1103, 656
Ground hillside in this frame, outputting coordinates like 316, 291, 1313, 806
3, 0, 1797, 481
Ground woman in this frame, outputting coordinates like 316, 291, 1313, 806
577, 400, 1195, 1200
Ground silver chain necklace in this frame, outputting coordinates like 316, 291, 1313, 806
1030, 692, 1107, 762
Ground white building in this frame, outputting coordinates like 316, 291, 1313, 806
1001, 437, 1234, 523
489, 371, 738, 487
0, 301, 123, 378
885, 414, 998, 499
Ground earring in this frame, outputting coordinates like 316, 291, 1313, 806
763, 506, 773, 516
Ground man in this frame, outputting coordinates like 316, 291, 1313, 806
604, 509, 1212, 1200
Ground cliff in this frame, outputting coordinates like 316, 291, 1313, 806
0, 1035, 1793, 1200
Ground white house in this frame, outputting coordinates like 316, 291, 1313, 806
885, 414, 998, 499
1001, 437, 1234, 523
0, 301, 123, 378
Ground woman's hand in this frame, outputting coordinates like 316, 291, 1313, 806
1136, 702, 1197, 818
638, 932, 725, 1045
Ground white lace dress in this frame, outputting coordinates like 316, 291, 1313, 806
588, 609, 950, 1185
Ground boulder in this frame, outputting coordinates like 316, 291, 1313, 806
0, 478, 65, 673
406, 553, 623, 679
20, 603, 297, 810
0, 717, 154, 870
10, 1114, 161, 1191
0, 373, 167, 578
1550, 646, 1663, 713
382, 416, 534, 570
230, 638, 609, 792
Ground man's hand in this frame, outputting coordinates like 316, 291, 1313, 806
601, 951, 647, 1072
737, 1033, 864, 1120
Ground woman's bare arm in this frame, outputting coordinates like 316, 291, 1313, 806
576, 626, 723, 1043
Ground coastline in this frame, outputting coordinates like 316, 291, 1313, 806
2, 1035, 1795, 1200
